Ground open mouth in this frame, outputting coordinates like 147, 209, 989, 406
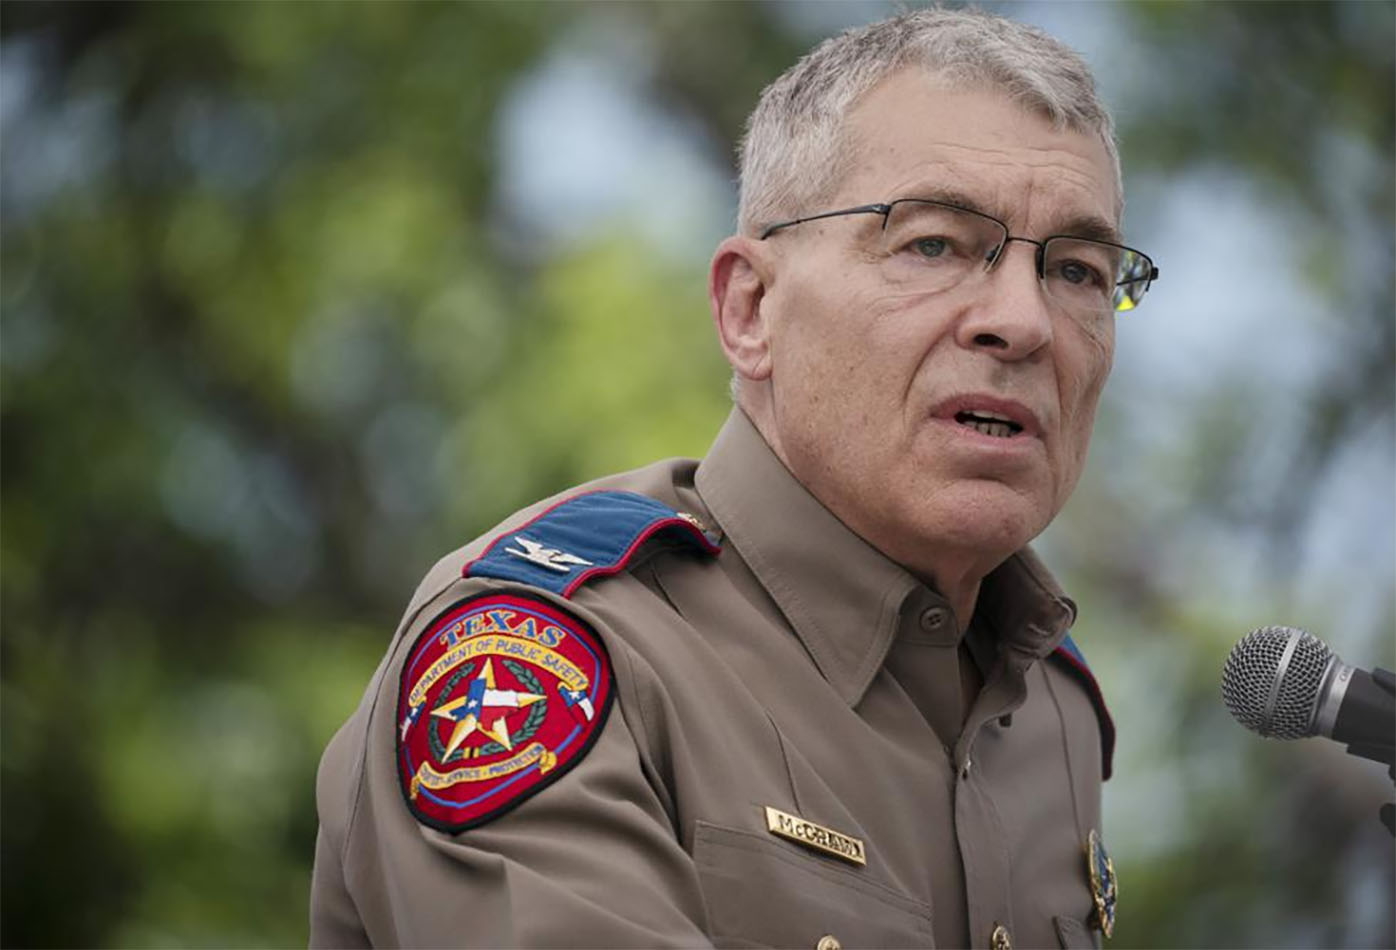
954, 410, 1024, 439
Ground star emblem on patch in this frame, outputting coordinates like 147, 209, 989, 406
396, 593, 614, 832
430, 658, 545, 758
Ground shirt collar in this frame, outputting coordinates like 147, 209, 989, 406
694, 408, 1076, 705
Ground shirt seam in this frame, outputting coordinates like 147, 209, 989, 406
1041, 663, 1088, 841
344, 574, 458, 865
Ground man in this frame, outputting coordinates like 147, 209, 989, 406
311, 8, 1156, 949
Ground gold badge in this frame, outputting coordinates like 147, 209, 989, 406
763, 806, 866, 867
1087, 829, 1117, 938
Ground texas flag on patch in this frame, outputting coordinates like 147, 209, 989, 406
559, 684, 595, 722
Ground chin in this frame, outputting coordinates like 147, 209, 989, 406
901, 484, 1050, 558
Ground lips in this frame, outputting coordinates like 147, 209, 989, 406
931, 395, 1041, 441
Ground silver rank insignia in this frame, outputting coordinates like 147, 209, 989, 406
1087, 828, 1117, 938
505, 536, 594, 574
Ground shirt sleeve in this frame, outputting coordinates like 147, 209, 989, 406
310, 581, 715, 949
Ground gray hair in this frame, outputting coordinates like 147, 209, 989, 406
736, 8, 1121, 237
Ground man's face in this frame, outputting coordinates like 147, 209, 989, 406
757, 72, 1119, 578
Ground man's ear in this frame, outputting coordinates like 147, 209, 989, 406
709, 235, 774, 383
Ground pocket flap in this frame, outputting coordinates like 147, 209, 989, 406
694, 821, 935, 949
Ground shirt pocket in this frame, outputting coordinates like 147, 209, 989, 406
693, 820, 936, 949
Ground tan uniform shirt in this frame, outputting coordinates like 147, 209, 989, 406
312, 409, 1108, 950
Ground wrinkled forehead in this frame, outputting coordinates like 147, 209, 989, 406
886, 163, 1121, 244
832, 73, 1122, 228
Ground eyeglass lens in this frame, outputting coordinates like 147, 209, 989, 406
875, 201, 1152, 314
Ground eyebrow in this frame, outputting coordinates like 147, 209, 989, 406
901, 186, 996, 217
898, 186, 1123, 246
1053, 214, 1124, 246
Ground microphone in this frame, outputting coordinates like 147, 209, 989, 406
1221, 625, 1395, 834
1221, 625, 1394, 749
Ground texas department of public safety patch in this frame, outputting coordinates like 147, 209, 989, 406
396, 592, 614, 832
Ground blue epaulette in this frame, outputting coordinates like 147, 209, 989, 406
464, 490, 721, 598
1050, 635, 1116, 781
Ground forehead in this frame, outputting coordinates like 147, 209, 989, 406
836, 71, 1120, 232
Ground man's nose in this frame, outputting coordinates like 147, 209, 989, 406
953, 239, 1054, 359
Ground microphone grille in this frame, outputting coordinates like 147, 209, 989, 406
1221, 625, 1332, 739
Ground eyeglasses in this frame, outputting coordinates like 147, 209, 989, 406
760, 198, 1159, 315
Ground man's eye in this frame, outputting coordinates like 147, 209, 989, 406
1057, 260, 1106, 287
911, 236, 951, 259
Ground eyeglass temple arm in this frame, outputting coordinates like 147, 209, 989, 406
1115, 264, 1160, 287
759, 204, 892, 239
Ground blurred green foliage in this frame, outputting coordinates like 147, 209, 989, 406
2, 2, 1392, 948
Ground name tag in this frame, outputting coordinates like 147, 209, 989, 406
763, 806, 867, 867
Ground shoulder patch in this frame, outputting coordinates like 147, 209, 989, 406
1050, 634, 1116, 781
464, 490, 720, 597
396, 592, 615, 832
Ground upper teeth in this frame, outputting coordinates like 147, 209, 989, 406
967, 410, 1013, 423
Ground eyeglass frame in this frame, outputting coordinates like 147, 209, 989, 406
758, 198, 1160, 312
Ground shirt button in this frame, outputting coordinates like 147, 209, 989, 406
815, 935, 842, 950
959, 757, 972, 780
990, 923, 1012, 950
919, 606, 950, 631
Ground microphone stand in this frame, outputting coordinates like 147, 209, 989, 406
1342, 668, 1395, 836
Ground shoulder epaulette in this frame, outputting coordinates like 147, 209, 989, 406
463, 490, 721, 598
1050, 634, 1116, 781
